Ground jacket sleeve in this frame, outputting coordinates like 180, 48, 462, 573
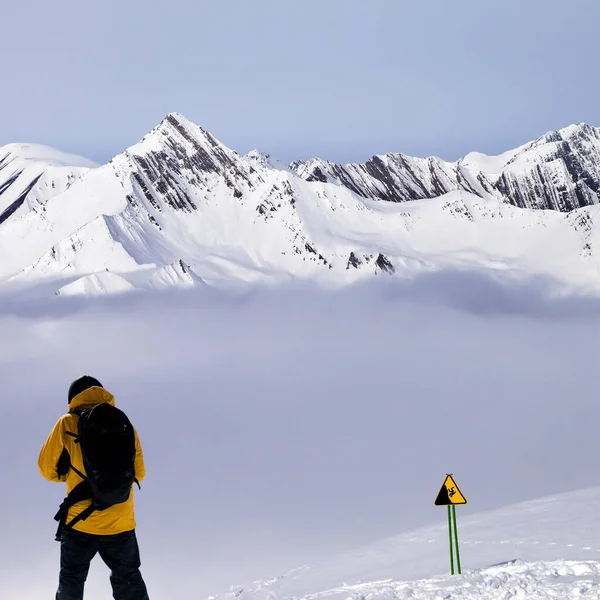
38, 417, 68, 482
134, 428, 146, 483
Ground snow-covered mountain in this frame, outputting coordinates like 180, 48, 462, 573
292, 123, 600, 212
3, 114, 600, 297
212, 487, 600, 600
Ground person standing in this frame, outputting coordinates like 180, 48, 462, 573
39, 375, 150, 600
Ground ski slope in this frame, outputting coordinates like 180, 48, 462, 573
215, 487, 600, 600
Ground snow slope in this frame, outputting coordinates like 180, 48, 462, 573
55, 271, 136, 297
0, 143, 97, 224
215, 487, 600, 600
242, 561, 600, 600
4, 115, 600, 297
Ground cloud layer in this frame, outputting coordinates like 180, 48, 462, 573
2, 271, 600, 598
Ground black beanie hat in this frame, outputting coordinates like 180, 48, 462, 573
68, 375, 103, 404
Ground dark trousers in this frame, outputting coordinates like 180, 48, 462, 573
56, 528, 149, 600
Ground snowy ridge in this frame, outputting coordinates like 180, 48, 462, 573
214, 487, 600, 600
56, 272, 135, 297
293, 123, 600, 212
149, 260, 204, 289
0, 143, 97, 224
5, 115, 600, 296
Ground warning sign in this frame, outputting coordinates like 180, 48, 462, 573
435, 474, 467, 506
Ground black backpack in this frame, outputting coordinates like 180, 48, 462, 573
54, 403, 139, 541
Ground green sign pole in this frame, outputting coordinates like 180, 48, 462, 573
452, 504, 462, 575
447, 505, 455, 575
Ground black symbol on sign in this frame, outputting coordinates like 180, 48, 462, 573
435, 477, 467, 506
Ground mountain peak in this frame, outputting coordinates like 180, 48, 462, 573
246, 149, 288, 172
529, 122, 599, 147
115, 113, 228, 166
163, 110, 189, 123
160, 112, 212, 140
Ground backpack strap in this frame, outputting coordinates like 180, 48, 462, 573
69, 464, 86, 481
54, 480, 94, 541
55, 504, 96, 541
65, 406, 88, 444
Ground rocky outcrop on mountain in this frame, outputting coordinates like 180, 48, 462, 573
491, 125, 600, 211
292, 123, 600, 213
112, 113, 262, 218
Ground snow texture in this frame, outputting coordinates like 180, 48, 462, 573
216, 488, 600, 600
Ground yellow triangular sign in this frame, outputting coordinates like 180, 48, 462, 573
435, 474, 467, 505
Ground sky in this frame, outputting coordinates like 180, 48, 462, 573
4, 274, 600, 598
4, 0, 600, 165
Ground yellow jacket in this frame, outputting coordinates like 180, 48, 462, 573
38, 386, 145, 535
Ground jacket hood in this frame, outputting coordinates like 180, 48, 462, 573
68, 386, 115, 411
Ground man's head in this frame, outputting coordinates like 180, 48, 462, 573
68, 375, 104, 404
